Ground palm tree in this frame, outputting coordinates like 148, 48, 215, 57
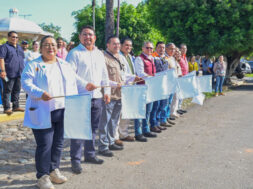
116, 0, 120, 37
105, 0, 114, 44
92, 0, 96, 30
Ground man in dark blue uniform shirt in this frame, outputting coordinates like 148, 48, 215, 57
0, 31, 25, 115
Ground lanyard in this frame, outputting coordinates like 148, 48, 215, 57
105, 50, 125, 71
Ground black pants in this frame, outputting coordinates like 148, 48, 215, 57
32, 109, 65, 179
2, 77, 21, 110
70, 98, 103, 162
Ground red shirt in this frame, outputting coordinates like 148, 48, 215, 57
179, 55, 188, 76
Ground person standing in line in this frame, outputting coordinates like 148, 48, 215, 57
177, 44, 188, 115
213, 55, 227, 96
66, 26, 111, 174
188, 56, 199, 75
98, 36, 139, 157
26, 41, 41, 65
112, 37, 137, 143
134, 41, 157, 142
165, 43, 180, 120
149, 41, 169, 132
0, 31, 25, 115
21, 35, 96, 189
21, 40, 30, 64
56, 37, 68, 60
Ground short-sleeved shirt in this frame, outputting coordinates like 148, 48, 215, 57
0, 42, 24, 78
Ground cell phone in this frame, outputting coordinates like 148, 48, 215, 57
4, 76, 8, 82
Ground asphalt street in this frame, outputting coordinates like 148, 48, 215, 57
56, 81, 253, 189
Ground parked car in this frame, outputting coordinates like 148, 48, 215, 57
233, 61, 251, 79
240, 62, 252, 74
246, 61, 253, 72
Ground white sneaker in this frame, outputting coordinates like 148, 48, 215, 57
37, 175, 55, 189
50, 168, 67, 184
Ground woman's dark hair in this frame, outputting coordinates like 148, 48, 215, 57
40, 35, 55, 52
32, 41, 39, 46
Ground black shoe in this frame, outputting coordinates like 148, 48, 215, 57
157, 126, 167, 130
99, 150, 114, 157
150, 126, 162, 133
177, 110, 184, 115
160, 122, 172, 127
180, 109, 187, 113
84, 156, 104, 164
143, 132, 157, 138
109, 144, 123, 151
71, 161, 82, 174
135, 135, 147, 142
167, 119, 176, 125
169, 117, 176, 121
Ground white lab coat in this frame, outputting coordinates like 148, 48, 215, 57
21, 56, 88, 129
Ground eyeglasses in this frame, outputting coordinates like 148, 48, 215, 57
145, 47, 153, 50
10, 36, 18, 39
42, 43, 57, 48
81, 33, 94, 37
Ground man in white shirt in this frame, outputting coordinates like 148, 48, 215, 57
66, 26, 111, 174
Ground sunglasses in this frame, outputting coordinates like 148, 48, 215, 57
145, 47, 153, 50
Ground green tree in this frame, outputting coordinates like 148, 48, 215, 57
147, 0, 253, 78
71, 2, 165, 55
39, 23, 62, 39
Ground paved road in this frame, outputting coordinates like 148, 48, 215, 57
55, 81, 253, 189
1, 81, 253, 189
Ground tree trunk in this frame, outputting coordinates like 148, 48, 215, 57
92, 0, 96, 31
116, 0, 120, 37
225, 52, 242, 84
105, 0, 114, 45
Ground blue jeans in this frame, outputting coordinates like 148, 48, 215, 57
150, 101, 159, 127
165, 94, 174, 119
98, 100, 122, 152
134, 102, 153, 136
158, 99, 169, 123
215, 76, 225, 93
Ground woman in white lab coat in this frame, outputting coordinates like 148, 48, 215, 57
21, 35, 96, 189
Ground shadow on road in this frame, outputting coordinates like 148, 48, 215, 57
230, 79, 253, 91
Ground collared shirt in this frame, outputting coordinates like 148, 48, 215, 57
201, 58, 212, 72
135, 53, 155, 77
57, 47, 68, 60
0, 42, 24, 78
103, 51, 135, 100
120, 51, 136, 75
66, 43, 110, 99
153, 53, 169, 73
179, 55, 188, 76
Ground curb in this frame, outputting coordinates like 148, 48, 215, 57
0, 112, 24, 123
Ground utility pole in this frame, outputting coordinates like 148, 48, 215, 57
92, 0, 96, 31
105, 0, 114, 44
116, 0, 120, 37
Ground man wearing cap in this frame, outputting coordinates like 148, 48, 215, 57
21, 40, 30, 63
0, 31, 25, 114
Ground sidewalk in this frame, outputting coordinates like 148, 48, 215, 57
0, 90, 25, 123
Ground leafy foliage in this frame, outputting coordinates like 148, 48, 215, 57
39, 23, 62, 39
71, 2, 165, 55
147, 0, 253, 57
